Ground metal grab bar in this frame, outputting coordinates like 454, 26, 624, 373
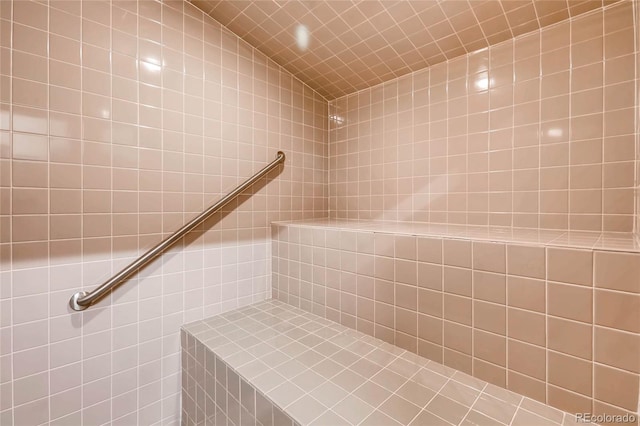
69, 151, 286, 311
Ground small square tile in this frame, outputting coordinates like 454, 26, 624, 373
309, 410, 349, 426
361, 409, 403, 426
286, 395, 327, 425
332, 368, 367, 393
332, 395, 376, 425
426, 394, 469, 424
472, 393, 519, 424
267, 382, 305, 408
410, 410, 450, 426
462, 410, 505, 426
439, 380, 481, 407
353, 380, 393, 407
290, 369, 326, 393
411, 368, 450, 391
309, 380, 349, 408
396, 380, 436, 408
378, 394, 422, 425
370, 368, 407, 392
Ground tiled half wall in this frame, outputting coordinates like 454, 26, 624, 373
272, 222, 640, 421
328, 0, 638, 232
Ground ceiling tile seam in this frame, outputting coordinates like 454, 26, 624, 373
191, 0, 626, 101
327, 0, 625, 103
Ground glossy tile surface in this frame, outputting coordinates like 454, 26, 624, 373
328, 1, 637, 232
0, 0, 327, 424
190, 0, 622, 99
182, 300, 596, 426
273, 219, 640, 252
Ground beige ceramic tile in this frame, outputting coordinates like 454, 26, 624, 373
473, 271, 506, 305
547, 282, 593, 323
594, 326, 640, 373
443, 238, 472, 268
473, 242, 506, 273
327, 1, 634, 231
548, 352, 593, 397
194, 1, 612, 99
547, 248, 593, 286
594, 289, 640, 333
507, 276, 545, 313
508, 339, 546, 381
594, 251, 640, 293
593, 364, 640, 412
547, 316, 592, 360
507, 245, 546, 279
507, 308, 545, 347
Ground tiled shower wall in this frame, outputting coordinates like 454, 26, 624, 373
329, 1, 638, 232
272, 223, 640, 420
636, 0, 640, 234
0, 1, 327, 424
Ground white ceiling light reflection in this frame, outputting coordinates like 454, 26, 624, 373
547, 128, 563, 138
329, 114, 344, 125
295, 24, 310, 51
141, 58, 161, 72
474, 76, 493, 91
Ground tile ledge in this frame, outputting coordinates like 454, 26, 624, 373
271, 219, 640, 253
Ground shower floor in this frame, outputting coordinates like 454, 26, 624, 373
182, 300, 597, 426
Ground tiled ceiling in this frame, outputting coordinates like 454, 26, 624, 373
191, 0, 619, 99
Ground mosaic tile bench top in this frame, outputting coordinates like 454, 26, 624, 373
181, 300, 593, 425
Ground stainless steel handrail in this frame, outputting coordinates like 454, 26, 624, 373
69, 151, 286, 311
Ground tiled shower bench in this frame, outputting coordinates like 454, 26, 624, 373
181, 300, 591, 426
271, 219, 640, 424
